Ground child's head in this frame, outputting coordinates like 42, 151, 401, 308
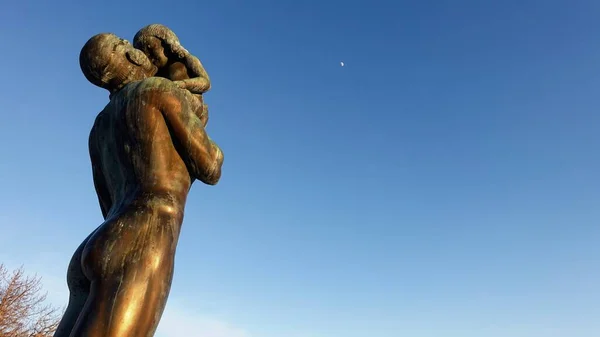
133, 24, 211, 97
133, 24, 181, 68
80, 33, 156, 92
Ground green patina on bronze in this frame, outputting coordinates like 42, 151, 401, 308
54, 24, 223, 337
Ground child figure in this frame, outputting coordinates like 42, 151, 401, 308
133, 24, 211, 125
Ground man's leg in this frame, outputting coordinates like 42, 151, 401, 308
68, 228, 175, 337
53, 233, 94, 337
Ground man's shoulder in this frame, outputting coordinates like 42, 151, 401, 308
123, 77, 179, 94
135, 77, 177, 90
119, 77, 192, 101
110, 77, 190, 112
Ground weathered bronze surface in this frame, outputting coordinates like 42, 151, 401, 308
54, 25, 223, 337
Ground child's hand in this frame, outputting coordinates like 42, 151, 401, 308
172, 78, 210, 95
173, 80, 187, 89
169, 42, 189, 60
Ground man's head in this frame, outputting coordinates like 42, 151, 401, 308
79, 33, 157, 93
133, 24, 182, 68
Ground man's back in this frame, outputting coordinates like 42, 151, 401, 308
89, 77, 203, 219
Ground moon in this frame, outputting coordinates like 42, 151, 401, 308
340, 61, 345, 67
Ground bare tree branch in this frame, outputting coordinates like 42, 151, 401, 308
0, 264, 61, 337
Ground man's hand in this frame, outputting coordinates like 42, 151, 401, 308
173, 88, 209, 127
198, 103, 209, 128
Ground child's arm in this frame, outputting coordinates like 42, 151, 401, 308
173, 76, 210, 95
170, 44, 211, 94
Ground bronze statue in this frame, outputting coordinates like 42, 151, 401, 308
54, 25, 224, 337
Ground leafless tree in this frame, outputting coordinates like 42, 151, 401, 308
0, 264, 61, 337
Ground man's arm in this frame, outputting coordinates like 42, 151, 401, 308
160, 92, 223, 185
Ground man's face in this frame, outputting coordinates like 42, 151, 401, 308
80, 33, 157, 92
107, 38, 156, 86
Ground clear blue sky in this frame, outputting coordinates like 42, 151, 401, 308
1, 1, 599, 336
